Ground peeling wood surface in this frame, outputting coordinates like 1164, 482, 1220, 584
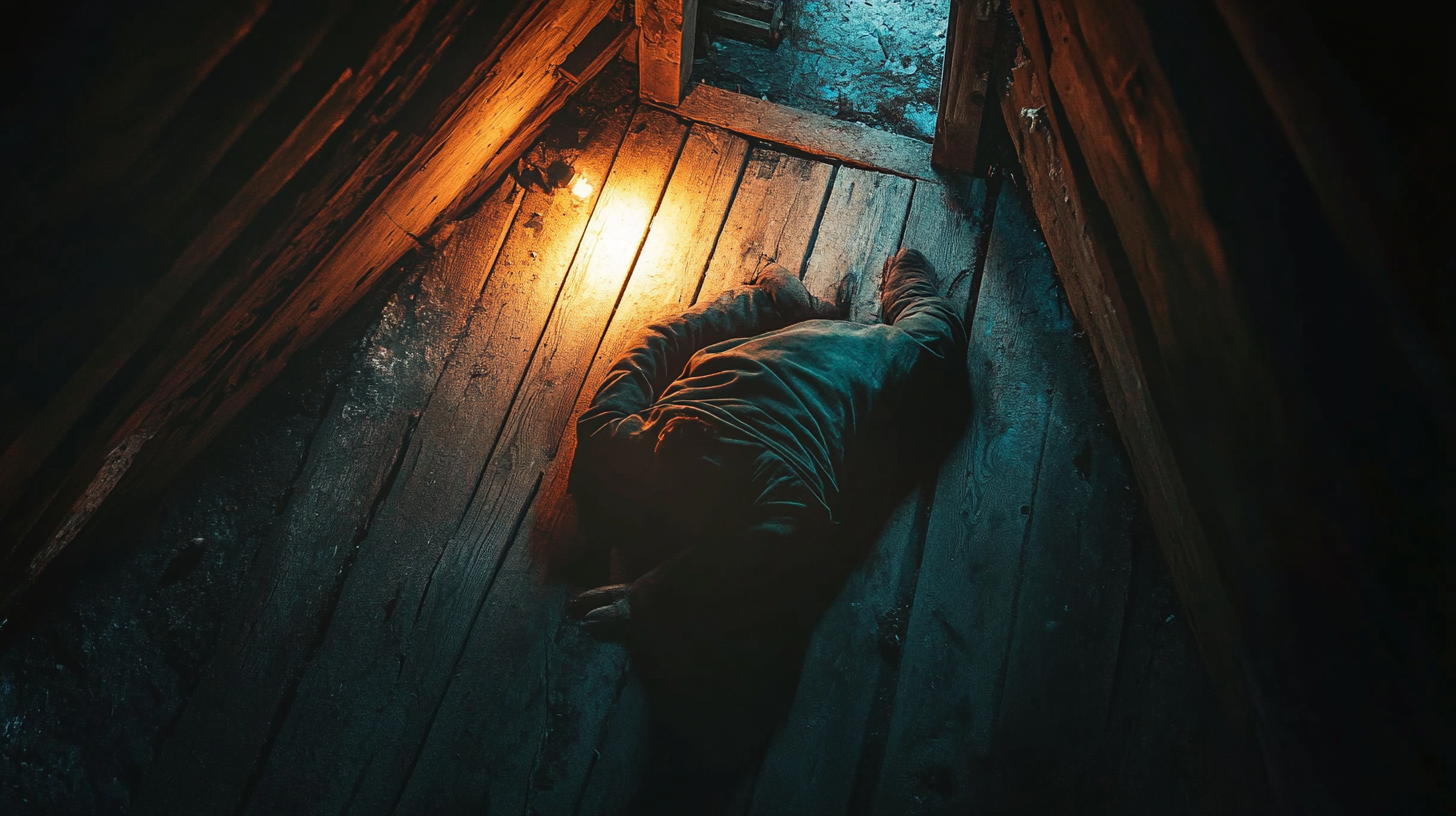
670, 83, 938, 180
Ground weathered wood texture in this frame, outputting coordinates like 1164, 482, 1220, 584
997, 25, 1230, 735
671, 83, 938, 180
871, 181, 1056, 812
396, 122, 751, 816
1003, 0, 1262, 744
1001, 0, 1454, 808
751, 178, 988, 816
799, 167, 916, 322
637, 0, 698, 105
232, 99, 650, 816
0, 0, 624, 616
130, 178, 525, 816
698, 148, 836, 295
933, 0, 1002, 174
124, 77, 1272, 814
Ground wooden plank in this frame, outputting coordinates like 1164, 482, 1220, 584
749, 179, 988, 816
799, 167, 916, 323
1003, 0, 1248, 721
1009, 2, 1456, 808
228, 98, 639, 813
637, 0, 698, 105
933, 0, 1002, 174
0, 0, 442, 581
750, 494, 924, 816
671, 83, 938, 181
1100, 520, 1274, 815
560, 16, 637, 84
129, 178, 525, 816
0, 0, 621, 616
995, 39, 1238, 781
870, 180, 1051, 813
393, 123, 750, 815
703, 8, 785, 49
352, 108, 684, 815
698, 149, 835, 296
957, 192, 1135, 813
261, 107, 687, 815
574, 675, 652, 815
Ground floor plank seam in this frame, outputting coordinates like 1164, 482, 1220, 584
523, 624, 553, 816
445, 105, 642, 551
964, 174, 1004, 328
991, 405, 1055, 740
845, 483, 939, 815
267, 375, 345, 529
688, 138, 755, 307
569, 668, 633, 816
571, 121, 693, 412
1103, 515, 1142, 738
234, 413, 418, 815
796, 163, 840, 284
392, 469, 546, 813
411, 183, 525, 419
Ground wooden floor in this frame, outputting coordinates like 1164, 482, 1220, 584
132, 81, 1272, 815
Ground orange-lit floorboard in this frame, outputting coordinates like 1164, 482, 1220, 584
134, 89, 1272, 815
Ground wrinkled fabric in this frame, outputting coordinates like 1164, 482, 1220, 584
573, 252, 967, 636
569, 251, 969, 772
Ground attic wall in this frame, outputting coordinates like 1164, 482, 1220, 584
993, 0, 1454, 810
0, 0, 630, 613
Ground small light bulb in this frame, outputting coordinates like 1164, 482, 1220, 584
571, 175, 593, 198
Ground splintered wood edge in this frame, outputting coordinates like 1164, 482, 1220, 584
659, 83, 939, 181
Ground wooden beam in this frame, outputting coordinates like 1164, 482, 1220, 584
668, 82, 938, 180
998, 37, 1241, 718
1001, 0, 1261, 718
932, 0, 1002, 174
0, 0, 620, 615
999, 0, 1455, 807
0, 0, 438, 540
637, 0, 697, 105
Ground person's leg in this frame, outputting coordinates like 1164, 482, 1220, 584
881, 248, 967, 360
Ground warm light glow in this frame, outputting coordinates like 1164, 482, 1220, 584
571, 175, 593, 198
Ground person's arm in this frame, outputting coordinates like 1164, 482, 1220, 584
570, 494, 834, 643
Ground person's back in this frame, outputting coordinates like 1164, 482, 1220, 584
566, 248, 969, 808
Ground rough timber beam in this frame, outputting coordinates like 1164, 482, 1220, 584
933, 0, 1003, 173
0, 0, 619, 616
637, 0, 697, 105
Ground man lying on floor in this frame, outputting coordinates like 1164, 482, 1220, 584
566, 248, 969, 784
